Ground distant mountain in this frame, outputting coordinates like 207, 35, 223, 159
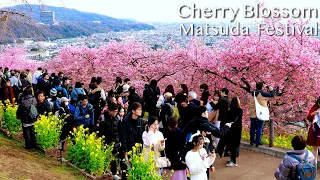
0, 4, 155, 43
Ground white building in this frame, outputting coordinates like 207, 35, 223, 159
40, 11, 55, 25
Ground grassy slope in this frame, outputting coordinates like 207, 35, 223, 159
0, 133, 87, 180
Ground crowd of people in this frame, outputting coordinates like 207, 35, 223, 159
0, 67, 318, 180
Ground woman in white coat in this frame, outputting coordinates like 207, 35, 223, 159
186, 135, 216, 180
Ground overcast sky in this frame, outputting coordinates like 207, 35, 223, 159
0, 0, 319, 22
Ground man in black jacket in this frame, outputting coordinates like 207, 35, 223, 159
128, 87, 144, 111
143, 80, 160, 117
119, 102, 144, 180
184, 106, 231, 138
211, 88, 230, 127
37, 73, 51, 98
98, 102, 121, 180
179, 91, 200, 129
36, 91, 52, 115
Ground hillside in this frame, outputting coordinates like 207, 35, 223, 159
0, 4, 155, 43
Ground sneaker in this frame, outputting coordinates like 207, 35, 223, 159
226, 162, 238, 167
113, 175, 121, 180
256, 142, 263, 147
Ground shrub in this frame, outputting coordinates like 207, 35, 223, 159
67, 125, 114, 176
0, 101, 4, 123
34, 114, 63, 149
2, 100, 20, 135
126, 143, 164, 180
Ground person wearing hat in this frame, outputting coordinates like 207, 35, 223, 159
70, 82, 86, 106
48, 88, 61, 114
58, 97, 75, 155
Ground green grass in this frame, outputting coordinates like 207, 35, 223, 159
0, 130, 87, 180
242, 128, 312, 151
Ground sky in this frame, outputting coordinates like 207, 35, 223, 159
0, 0, 319, 23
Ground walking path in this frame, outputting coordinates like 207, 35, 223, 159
211, 148, 320, 180
1, 133, 319, 180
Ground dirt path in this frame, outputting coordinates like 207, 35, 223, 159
0, 133, 86, 180
210, 149, 320, 180
2, 133, 319, 180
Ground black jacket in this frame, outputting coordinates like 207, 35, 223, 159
226, 107, 243, 147
212, 96, 230, 126
36, 99, 52, 115
201, 90, 210, 105
160, 101, 175, 128
163, 127, 186, 170
99, 111, 121, 150
128, 93, 144, 112
143, 86, 160, 113
37, 80, 51, 97
184, 116, 230, 138
16, 95, 37, 124
179, 99, 200, 129
120, 112, 145, 153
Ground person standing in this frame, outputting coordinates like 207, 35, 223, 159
211, 88, 230, 127
74, 95, 94, 129
115, 77, 123, 96
162, 117, 187, 180
249, 82, 275, 147
200, 83, 210, 106
32, 67, 42, 96
185, 135, 216, 180
37, 73, 51, 98
70, 82, 86, 106
98, 102, 121, 180
16, 86, 37, 149
306, 97, 320, 164
225, 97, 243, 167
0, 77, 15, 105
180, 91, 200, 129
120, 102, 144, 180
36, 91, 52, 115
143, 79, 160, 117
127, 86, 144, 114
142, 116, 165, 173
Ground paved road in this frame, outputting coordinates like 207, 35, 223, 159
210, 148, 320, 180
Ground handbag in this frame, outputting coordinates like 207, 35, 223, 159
254, 91, 270, 121
155, 150, 171, 168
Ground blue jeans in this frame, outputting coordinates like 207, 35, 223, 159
250, 118, 265, 144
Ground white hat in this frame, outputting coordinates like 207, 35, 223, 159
164, 92, 173, 99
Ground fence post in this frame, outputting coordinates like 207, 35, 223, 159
269, 119, 274, 147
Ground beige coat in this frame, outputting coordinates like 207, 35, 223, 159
249, 90, 275, 118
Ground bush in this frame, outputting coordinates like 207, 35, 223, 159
67, 125, 114, 176
34, 114, 63, 149
2, 100, 20, 135
126, 143, 164, 180
0, 101, 4, 123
